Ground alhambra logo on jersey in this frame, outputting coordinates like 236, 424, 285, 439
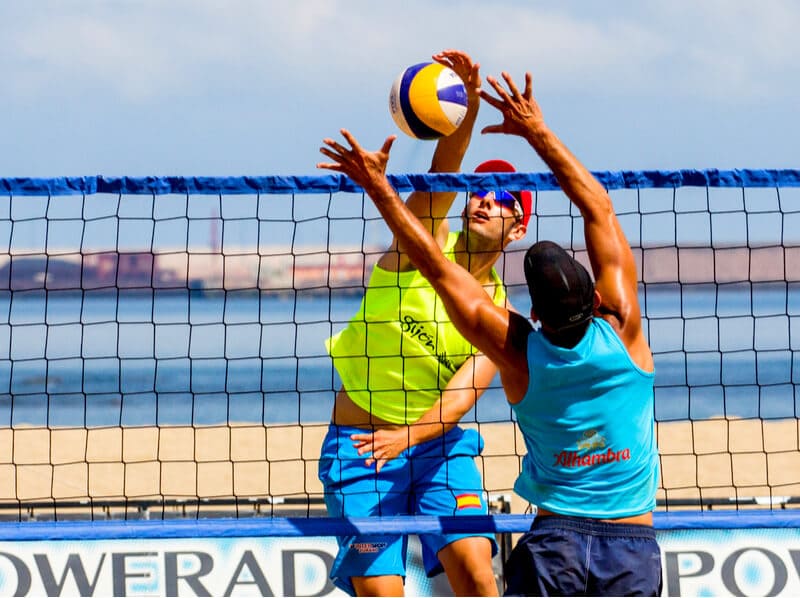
553, 430, 631, 468
577, 430, 605, 451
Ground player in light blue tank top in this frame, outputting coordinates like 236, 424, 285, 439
514, 317, 658, 518
318, 66, 663, 596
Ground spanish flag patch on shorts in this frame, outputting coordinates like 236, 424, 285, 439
455, 493, 482, 510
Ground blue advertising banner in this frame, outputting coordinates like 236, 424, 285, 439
0, 520, 799, 596
659, 527, 800, 597
0, 535, 462, 597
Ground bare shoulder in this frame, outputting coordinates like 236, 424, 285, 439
505, 311, 533, 368
599, 314, 654, 373
490, 311, 531, 404
376, 216, 451, 273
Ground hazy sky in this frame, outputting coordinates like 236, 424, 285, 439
2, 1, 798, 179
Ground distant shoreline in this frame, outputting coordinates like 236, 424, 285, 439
2, 245, 797, 294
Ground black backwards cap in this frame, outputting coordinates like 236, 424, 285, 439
524, 241, 595, 331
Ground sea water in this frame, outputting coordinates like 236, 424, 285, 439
0, 284, 797, 428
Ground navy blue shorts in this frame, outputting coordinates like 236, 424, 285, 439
503, 515, 662, 597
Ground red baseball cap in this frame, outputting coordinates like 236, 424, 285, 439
474, 159, 533, 228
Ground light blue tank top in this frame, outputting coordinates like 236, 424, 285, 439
512, 318, 658, 518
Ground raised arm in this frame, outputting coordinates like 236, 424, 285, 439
480, 72, 652, 370
317, 130, 531, 394
380, 50, 481, 272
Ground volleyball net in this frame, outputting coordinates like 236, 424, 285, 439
0, 169, 799, 524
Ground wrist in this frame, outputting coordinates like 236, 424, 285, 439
524, 118, 552, 147
525, 116, 548, 135
361, 175, 394, 199
464, 95, 480, 120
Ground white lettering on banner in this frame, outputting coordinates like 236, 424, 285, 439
2, 529, 799, 596
659, 529, 800, 597
0, 537, 443, 597
0, 540, 344, 597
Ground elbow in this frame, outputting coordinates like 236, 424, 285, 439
583, 196, 614, 221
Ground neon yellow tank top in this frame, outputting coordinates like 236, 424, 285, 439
326, 232, 507, 424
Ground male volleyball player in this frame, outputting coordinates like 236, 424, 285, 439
317, 50, 530, 597
318, 70, 662, 596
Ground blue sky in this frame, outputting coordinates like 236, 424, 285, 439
1, 1, 799, 179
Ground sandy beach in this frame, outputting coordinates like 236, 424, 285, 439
1, 417, 798, 520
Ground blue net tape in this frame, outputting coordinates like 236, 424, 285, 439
1, 168, 799, 196
1, 511, 799, 541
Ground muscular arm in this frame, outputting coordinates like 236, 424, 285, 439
480, 72, 652, 370
379, 50, 481, 272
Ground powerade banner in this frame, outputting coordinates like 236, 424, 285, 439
0, 528, 799, 596
659, 528, 800, 597
0, 536, 454, 597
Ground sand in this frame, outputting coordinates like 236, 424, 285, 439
1, 418, 798, 519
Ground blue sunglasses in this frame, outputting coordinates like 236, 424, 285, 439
474, 189, 519, 212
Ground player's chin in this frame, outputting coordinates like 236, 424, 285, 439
466, 218, 500, 238
466, 215, 491, 228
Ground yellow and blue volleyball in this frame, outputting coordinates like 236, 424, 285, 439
389, 62, 468, 140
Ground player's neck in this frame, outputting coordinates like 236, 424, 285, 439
453, 233, 500, 285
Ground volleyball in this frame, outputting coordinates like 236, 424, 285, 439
389, 62, 468, 140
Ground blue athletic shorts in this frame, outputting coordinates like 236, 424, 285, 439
503, 515, 662, 597
318, 424, 497, 596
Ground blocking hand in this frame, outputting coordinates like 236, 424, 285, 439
479, 71, 544, 138
317, 129, 396, 192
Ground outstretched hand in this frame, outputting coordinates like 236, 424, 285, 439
479, 71, 544, 138
433, 49, 481, 101
317, 129, 396, 192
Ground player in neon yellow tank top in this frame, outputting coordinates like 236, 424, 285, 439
327, 231, 507, 424
317, 50, 531, 597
